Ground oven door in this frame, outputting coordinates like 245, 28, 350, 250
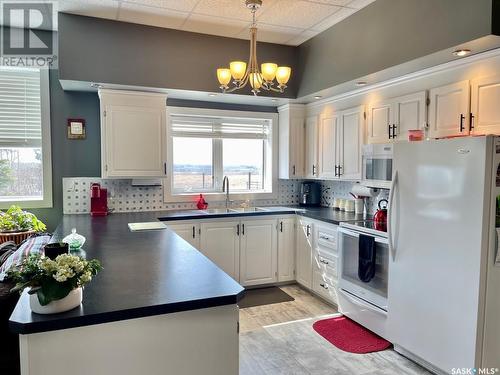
338, 227, 389, 311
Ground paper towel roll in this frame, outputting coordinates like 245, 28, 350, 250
351, 184, 375, 197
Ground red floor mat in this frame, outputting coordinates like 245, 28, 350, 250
313, 316, 392, 354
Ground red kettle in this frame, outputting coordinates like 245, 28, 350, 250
373, 199, 388, 223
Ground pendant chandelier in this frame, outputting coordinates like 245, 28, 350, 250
216, 0, 291, 96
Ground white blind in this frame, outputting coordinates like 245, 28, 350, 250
0, 68, 42, 147
171, 115, 271, 139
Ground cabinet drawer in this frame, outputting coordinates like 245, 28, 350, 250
316, 224, 338, 252
314, 254, 338, 283
313, 270, 338, 305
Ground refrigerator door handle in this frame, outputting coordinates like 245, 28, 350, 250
388, 170, 398, 261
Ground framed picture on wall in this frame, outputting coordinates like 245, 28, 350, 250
67, 119, 86, 139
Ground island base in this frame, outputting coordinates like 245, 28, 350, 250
19, 304, 239, 375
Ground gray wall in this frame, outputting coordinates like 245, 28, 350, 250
58, 13, 298, 98
297, 0, 494, 97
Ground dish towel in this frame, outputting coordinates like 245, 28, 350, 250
358, 234, 376, 282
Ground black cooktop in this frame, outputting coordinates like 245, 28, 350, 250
350, 219, 387, 233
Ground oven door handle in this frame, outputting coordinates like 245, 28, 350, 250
338, 227, 388, 244
388, 170, 398, 261
338, 289, 387, 316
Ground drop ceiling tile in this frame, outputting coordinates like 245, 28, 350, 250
183, 14, 249, 38
285, 29, 317, 46
257, 0, 340, 29
347, 0, 377, 9
309, 6, 354, 31
120, 0, 199, 12
239, 23, 303, 44
193, 0, 279, 22
57, 0, 120, 19
118, 3, 188, 28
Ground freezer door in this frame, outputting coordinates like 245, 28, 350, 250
388, 137, 491, 372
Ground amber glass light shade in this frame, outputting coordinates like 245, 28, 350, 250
230, 61, 247, 80
217, 68, 231, 86
276, 66, 291, 85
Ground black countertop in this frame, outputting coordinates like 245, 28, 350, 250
9, 212, 245, 335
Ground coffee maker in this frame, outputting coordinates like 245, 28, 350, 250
300, 181, 321, 206
90, 183, 108, 216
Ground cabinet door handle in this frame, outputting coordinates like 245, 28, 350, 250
312, 165, 316, 176
320, 283, 329, 289
392, 124, 397, 138
164, 162, 167, 175
334, 165, 338, 177
320, 259, 329, 265
242, 224, 245, 235
319, 235, 330, 240
459, 114, 465, 132
237, 224, 240, 236
292, 165, 296, 175
470, 113, 475, 131
306, 225, 311, 237
338, 165, 342, 177
388, 124, 392, 139
280, 221, 283, 232
192, 226, 195, 239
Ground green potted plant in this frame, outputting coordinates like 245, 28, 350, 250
7, 253, 102, 314
0, 205, 46, 245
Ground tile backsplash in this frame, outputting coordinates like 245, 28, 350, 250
63, 177, 388, 215
62, 178, 301, 214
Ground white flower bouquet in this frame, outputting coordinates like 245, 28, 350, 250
7, 253, 102, 306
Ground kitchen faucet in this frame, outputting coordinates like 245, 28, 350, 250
222, 176, 231, 208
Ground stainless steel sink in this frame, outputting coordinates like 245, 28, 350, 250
201, 208, 236, 214
230, 207, 269, 213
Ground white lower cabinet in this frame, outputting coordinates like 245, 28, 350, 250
168, 216, 295, 286
199, 220, 240, 281
296, 218, 313, 289
165, 223, 200, 249
277, 217, 296, 282
239, 219, 278, 286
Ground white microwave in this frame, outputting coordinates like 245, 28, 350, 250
362, 144, 393, 189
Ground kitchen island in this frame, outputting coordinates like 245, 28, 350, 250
9, 212, 245, 375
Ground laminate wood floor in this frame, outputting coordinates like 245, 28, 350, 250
239, 285, 430, 375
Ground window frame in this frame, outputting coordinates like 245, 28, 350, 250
164, 106, 278, 203
0, 68, 52, 209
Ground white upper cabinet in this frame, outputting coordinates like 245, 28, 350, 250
318, 115, 338, 179
367, 91, 426, 144
471, 74, 500, 135
305, 115, 319, 178
337, 106, 364, 180
99, 89, 167, 178
392, 91, 427, 142
367, 101, 392, 144
239, 219, 278, 286
278, 104, 305, 179
428, 80, 470, 138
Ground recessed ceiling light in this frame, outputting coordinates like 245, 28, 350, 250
453, 49, 471, 57
271, 98, 278, 102
208, 93, 217, 97
356, 81, 368, 87
90, 83, 103, 89
314, 95, 322, 100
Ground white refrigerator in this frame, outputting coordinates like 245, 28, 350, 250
388, 135, 500, 374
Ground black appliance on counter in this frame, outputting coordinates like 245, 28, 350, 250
300, 181, 321, 206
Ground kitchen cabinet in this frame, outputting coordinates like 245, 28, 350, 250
312, 222, 339, 305
367, 92, 426, 144
318, 115, 338, 179
239, 219, 278, 286
296, 218, 313, 289
428, 80, 470, 138
305, 115, 319, 178
337, 106, 364, 180
277, 217, 296, 282
99, 89, 168, 178
165, 222, 200, 249
278, 104, 305, 179
200, 221, 240, 281
471, 74, 500, 135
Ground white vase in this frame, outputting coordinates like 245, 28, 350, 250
29, 287, 83, 314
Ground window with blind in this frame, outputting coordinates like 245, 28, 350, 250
0, 67, 52, 208
170, 113, 273, 195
